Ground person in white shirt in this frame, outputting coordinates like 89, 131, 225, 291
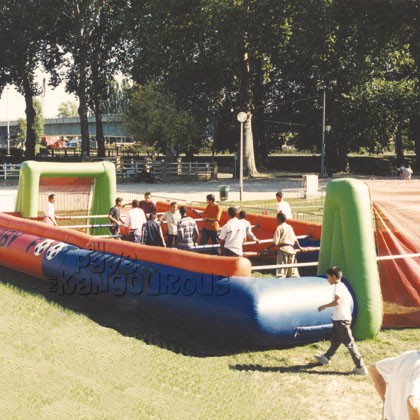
315, 266, 368, 375
275, 191, 293, 219
160, 201, 181, 247
402, 164, 414, 180
368, 350, 420, 420
124, 199, 147, 243
238, 210, 259, 243
44, 194, 60, 226
219, 207, 246, 257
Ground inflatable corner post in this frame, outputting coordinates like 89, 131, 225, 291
16, 161, 116, 232
318, 179, 383, 339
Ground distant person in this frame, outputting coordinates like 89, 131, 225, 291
275, 191, 293, 219
368, 350, 420, 420
160, 201, 181, 247
139, 192, 157, 218
193, 194, 222, 245
315, 266, 368, 376
402, 164, 414, 180
142, 213, 166, 247
238, 210, 259, 243
260, 211, 303, 278
124, 199, 147, 243
219, 207, 246, 257
108, 197, 124, 237
44, 194, 61, 226
177, 206, 199, 250
139, 165, 156, 183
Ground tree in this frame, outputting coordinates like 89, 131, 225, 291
15, 118, 26, 150
86, 2, 128, 157
57, 101, 79, 117
48, 0, 128, 159
32, 98, 45, 146
102, 78, 131, 115
129, 1, 295, 177
124, 82, 200, 157
0, 0, 54, 159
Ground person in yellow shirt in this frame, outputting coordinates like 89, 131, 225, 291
260, 211, 302, 277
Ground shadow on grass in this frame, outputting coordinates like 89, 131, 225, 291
0, 267, 270, 358
230, 362, 354, 376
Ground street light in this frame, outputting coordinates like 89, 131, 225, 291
318, 80, 336, 178
237, 111, 247, 201
320, 85, 327, 178
6, 86, 10, 157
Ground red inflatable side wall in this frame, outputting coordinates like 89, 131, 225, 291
0, 213, 252, 279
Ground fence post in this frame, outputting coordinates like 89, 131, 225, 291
177, 158, 182, 175
3, 163, 7, 181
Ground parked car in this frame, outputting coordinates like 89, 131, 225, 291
66, 138, 97, 149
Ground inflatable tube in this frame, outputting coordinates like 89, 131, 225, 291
318, 179, 383, 339
0, 226, 345, 346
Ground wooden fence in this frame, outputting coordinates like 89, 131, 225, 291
0, 163, 21, 181
0, 160, 216, 181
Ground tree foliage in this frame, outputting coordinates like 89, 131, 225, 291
45, 0, 128, 158
102, 78, 131, 115
124, 82, 200, 158
57, 101, 79, 118
0, 0, 54, 159
3, 0, 420, 169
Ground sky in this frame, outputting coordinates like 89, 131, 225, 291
0, 69, 77, 122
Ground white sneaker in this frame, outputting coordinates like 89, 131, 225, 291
314, 354, 330, 365
351, 366, 368, 375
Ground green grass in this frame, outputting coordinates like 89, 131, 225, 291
219, 197, 324, 224
0, 268, 418, 420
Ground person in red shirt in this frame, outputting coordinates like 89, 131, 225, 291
139, 191, 157, 218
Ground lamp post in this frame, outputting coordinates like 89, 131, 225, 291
237, 111, 247, 201
320, 86, 327, 178
325, 124, 332, 176
6, 86, 11, 157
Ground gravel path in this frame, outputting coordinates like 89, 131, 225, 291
116, 173, 330, 203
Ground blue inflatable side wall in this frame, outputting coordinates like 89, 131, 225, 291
42, 244, 348, 347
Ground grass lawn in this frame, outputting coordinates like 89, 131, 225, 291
0, 267, 418, 420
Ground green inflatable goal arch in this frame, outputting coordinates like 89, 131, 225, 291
15, 160, 116, 224
318, 178, 383, 339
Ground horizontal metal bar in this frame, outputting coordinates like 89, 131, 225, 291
59, 214, 109, 220
251, 261, 319, 271
376, 253, 420, 261
60, 223, 113, 229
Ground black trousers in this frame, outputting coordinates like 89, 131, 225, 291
325, 320, 364, 368
167, 234, 177, 247
200, 228, 219, 245
222, 248, 240, 257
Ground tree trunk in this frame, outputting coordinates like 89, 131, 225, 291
239, 36, 258, 178
23, 83, 36, 160
94, 94, 105, 158
243, 114, 258, 177
395, 125, 404, 166
78, 87, 90, 161
252, 57, 267, 165
410, 114, 420, 170
77, 36, 90, 160
337, 136, 348, 173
